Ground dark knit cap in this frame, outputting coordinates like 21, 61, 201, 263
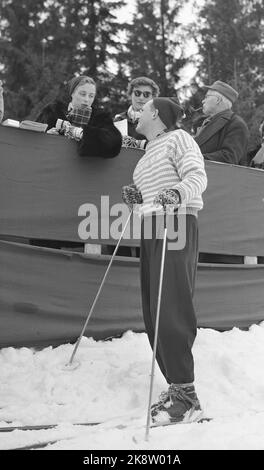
67, 76, 96, 97
152, 97, 184, 130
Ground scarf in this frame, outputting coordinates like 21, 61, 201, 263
252, 143, 264, 168
66, 105, 92, 127
195, 116, 211, 136
127, 105, 142, 123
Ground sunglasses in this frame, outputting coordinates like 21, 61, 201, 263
133, 90, 152, 98
205, 93, 218, 99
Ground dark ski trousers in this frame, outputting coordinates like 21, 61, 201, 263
140, 213, 198, 384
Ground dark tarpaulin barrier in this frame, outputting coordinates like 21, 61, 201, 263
199, 163, 264, 257
1, 125, 264, 256
1, 239, 264, 348
0, 240, 142, 348
0, 125, 142, 243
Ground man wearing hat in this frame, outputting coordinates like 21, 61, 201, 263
122, 97, 207, 426
195, 80, 249, 165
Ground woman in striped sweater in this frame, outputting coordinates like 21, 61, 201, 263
122, 97, 207, 426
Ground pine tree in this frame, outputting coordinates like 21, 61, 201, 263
123, 0, 187, 95
186, 0, 264, 147
197, 0, 264, 89
0, 0, 126, 119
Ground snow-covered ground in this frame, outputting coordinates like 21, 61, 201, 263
1, 324, 264, 450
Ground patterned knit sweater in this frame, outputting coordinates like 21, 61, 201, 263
133, 129, 207, 216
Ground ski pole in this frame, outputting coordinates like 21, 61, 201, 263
65, 209, 133, 369
145, 212, 167, 441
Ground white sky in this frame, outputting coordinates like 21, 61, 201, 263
115, 0, 205, 24
117, 0, 205, 24
115, 0, 135, 23
113, 0, 204, 90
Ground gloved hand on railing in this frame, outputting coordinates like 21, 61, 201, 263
55, 119, 83, 141
122, 183, 143, 208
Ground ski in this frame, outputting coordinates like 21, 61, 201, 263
0, 412, 146, 434
3, 416, 213, 450
0, 421, 102, 433
3, 420, 136, 450
150, 416, 212, 428
12, 439, 67, 450
0, 414, 212, 434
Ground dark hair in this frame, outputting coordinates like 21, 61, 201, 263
67, 76, 96, 97
128, 77, 160, 97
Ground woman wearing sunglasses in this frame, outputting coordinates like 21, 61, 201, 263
114, 76, 160, 140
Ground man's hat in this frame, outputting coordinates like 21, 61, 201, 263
152, 97, 184, 130
204, 80, 238, 104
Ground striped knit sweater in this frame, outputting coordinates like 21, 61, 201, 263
133, 129, 207, 216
